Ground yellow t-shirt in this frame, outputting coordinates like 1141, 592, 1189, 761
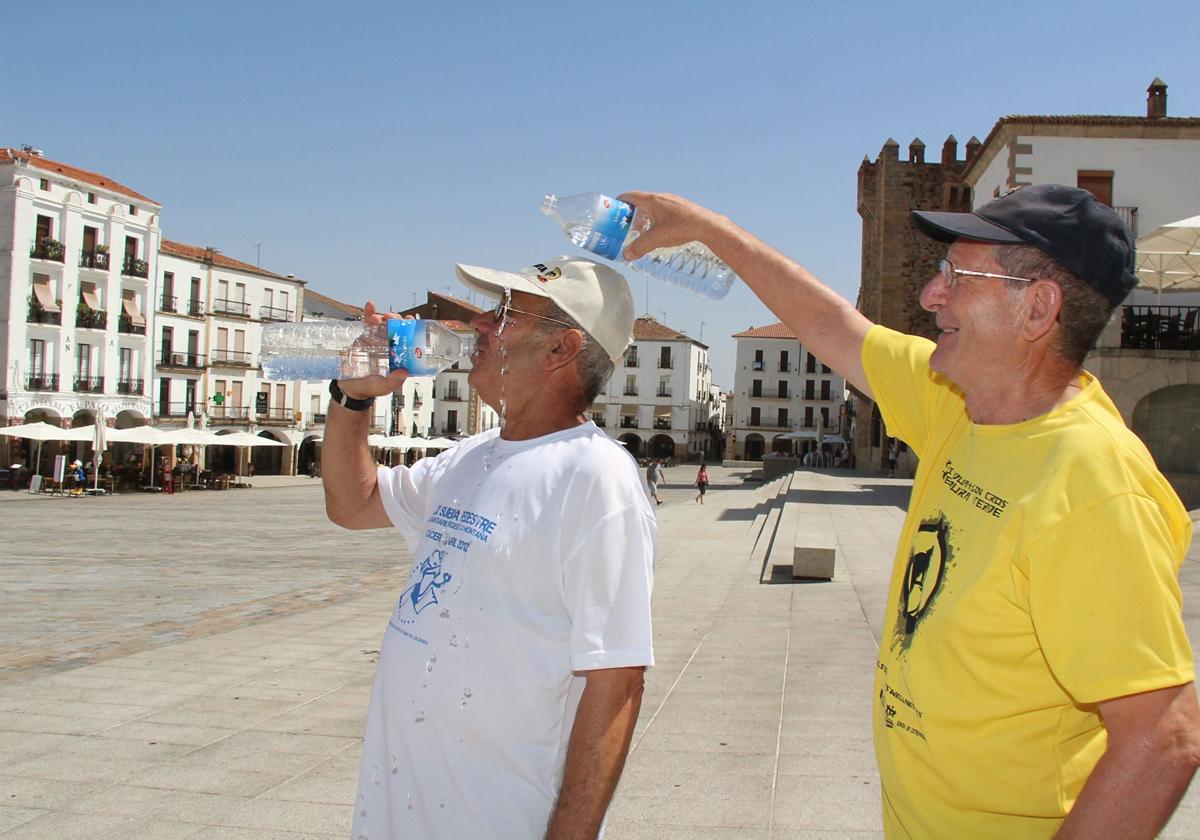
863, 325, 1194, 839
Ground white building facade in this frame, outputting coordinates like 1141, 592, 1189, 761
1, 147, 158, 439
590, 317, 715, 461
729, 323, 846, 461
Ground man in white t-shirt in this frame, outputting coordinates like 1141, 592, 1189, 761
322, 256, 655, 839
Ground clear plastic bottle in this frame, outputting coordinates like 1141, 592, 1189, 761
261, 319, 474, 381
542, 192, 738, 300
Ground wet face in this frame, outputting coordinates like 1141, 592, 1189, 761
466, 290, 565, 410
918, 241, 1029, 393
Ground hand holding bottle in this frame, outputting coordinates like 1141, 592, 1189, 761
615, 191, 730, 263
336, 301, 409, 401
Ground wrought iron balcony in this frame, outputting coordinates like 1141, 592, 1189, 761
1112, 206, 1138, 238
208, 405, 251, 421
187, 299, 205, 317
117, 378, 144, 395
212, 298, 252, 318
623, 386, 638, 396
122, 255, 149, 278
619, 416, 639, 428
156, 402, 200, 418
158, 351, 206, 369
79, 250, 110, 270
1120, 305, 1200, 351
76, 307, 108, 330
258, 407, 294, 424
159, 295, 178, 313
258, 305, 295, 322
658, 358, 674, 369
26, 373, 59, 391
624, 354, 639, 368
30, 239, 65, 262
118, 314, 147, 335
209, 349, 254, 367
653, 418, 671, 430
656, 385, 672, 397
74, 376, 104, 393
27, 300, 62, 325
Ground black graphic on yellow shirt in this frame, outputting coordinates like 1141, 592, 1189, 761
892, 513, 952, 653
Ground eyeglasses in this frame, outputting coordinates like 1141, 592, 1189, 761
491, 298, 576, 329
937, 258, 1036, 289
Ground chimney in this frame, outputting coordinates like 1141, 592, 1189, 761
1147, 77, 1167, 119
908, 138, 926, 164
941, 135, 958, 166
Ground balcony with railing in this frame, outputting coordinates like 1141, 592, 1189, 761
158, 351, 206, 370
212, 298, 252, 318
118, 314, 147, 335
75, 306, 108, 330
156, 402, 200, 418
209, 405, 252, 422
625, 353, 639, 368
74, 376, 104, 393
257, 407, 294, 425
656, 385, 672, 397
26, 373, 59, 391
121, 255, 149, 278
27, 299, 62, 326
117, 378, 144, 395
623, 385, 638, 396
442, 391, 464, 402
312, 413, 327, 424
1113, 206, 1138, 238
1121, 305, 1200, 351
187, 298, 205, 317
30, 239, 65, 262
619, 416, 639, 428
658, 358, 674, 369
209, 349, 254, 367
159, 295, 178, 313
79, 249, 110, 270
258, 304, 295, 322
653, 417, 671, 430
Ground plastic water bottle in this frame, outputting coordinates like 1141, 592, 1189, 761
542, 192, 737, 300
261, 319, 474, 381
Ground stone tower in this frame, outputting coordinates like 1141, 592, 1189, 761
853, 134, 977, 472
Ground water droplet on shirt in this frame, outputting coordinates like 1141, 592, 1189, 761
448, 634, 458, 647
463, 636, 470, 649
391, 754, 398, 774
415, 710, 426, 723
426, 655, 436, 673
439, 608, 450, 618
407, 792, 414, 810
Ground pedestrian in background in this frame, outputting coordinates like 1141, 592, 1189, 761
694, 462, 709, 504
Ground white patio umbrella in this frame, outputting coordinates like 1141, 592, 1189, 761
108, 426, 172, 487
91, 408, 108, 493
0, 422, 71, 473
1136, 214, 1200, 302
423, 437, 458, 450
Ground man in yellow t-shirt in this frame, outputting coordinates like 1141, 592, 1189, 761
620, 184, 1200, 837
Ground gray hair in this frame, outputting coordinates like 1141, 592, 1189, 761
993, 244, 1114, 368
530, 304, 615, 409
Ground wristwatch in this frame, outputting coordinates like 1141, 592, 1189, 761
329, 379, 376, 411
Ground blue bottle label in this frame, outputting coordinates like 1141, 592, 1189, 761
387, 320, 438, 376
582, 196, 633, 260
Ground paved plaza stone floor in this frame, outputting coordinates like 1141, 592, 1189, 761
0, 466, 1197, 838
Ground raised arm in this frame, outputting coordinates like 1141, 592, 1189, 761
619, 191, 876, 399
322, 301, 409, 530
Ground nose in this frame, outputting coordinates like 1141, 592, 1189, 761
919, 269, 949, 313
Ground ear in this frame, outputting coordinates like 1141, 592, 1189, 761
543, 328, 585, 373
1022, 279, 1062, 342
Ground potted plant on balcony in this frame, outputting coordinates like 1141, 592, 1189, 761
95, 244, 109, 255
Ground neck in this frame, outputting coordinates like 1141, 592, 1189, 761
495, 391, 586, 441
964, 370, 1082, 425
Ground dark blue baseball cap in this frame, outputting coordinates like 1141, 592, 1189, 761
911, 184, 1138, 306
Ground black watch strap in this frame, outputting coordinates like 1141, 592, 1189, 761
329, 379, 376, 411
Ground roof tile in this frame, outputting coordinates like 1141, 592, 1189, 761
1, 148, 157, 204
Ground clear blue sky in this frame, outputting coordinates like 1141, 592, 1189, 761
7, 0, 1198, 388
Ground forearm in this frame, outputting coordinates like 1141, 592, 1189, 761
321, 398, 385, 529
545, 668, 644, 840
1057, 684, 1200, 839
701, 215, 874, 396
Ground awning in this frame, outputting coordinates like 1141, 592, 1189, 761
122, 291, 146, 326
80, 282, 101, 311
33, 278, 60, 313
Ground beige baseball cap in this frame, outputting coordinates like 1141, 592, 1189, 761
455, 255, 635, 365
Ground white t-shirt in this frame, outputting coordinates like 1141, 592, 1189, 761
353, 422, 656, 839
